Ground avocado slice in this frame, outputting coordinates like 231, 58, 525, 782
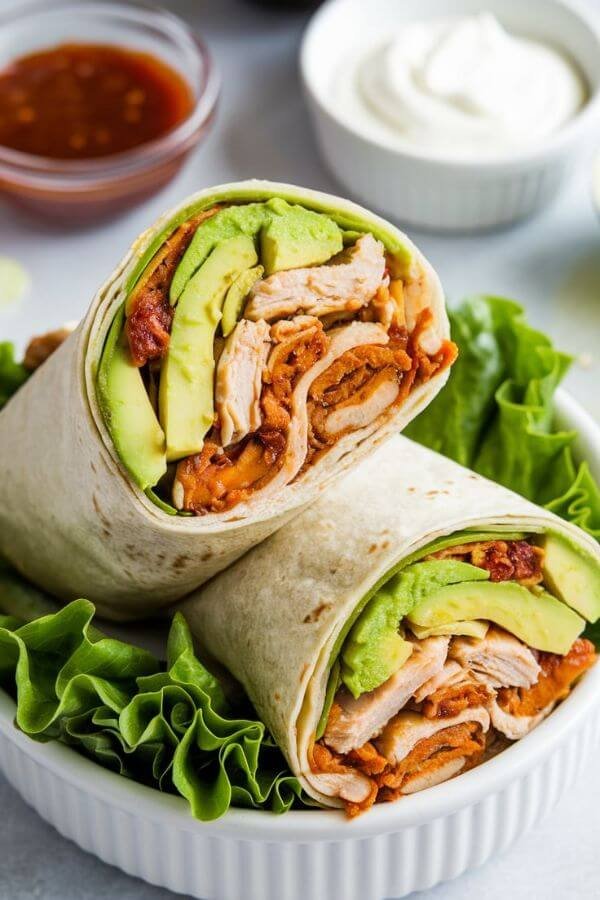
408, 580, 585, 655
341, 560, 488, 697
259, 198, 343, 275
221, 264, 264, 338
540, 531, 600, 623
410, 620, 489, 640
159, 234, 258, 461
169, 199, 344, 301
97, 307, 167, 490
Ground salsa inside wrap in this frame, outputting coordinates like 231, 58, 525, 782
180, 437, 599, 816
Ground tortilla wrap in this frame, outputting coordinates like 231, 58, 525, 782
0, 181, 451, 619
180, 436, 599, 810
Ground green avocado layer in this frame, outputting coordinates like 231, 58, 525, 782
97, 306, 166, 490
316, 529, 599, 738
159, 234, 259, 461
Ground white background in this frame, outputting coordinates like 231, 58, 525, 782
0, 1, 599, 897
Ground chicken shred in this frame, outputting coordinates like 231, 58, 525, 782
216, 319, 271, 447
244, 234, 386, 322
450, 627, 541, 690
323, 637, 449, 754
497, 638, 596, 719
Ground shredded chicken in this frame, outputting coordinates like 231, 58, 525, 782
173, 321, 393, 514
126, 206, 222, 367
244, 234, 387, 322
173, 318, 329, 513
412, 660, 466, 703
309, 744, 376, 808
449, 627, 541, 690
323, 637, 449, 754
376, 718, 488, 801
23, 324, 75, 371
314, 705, 488, 817
375, 706, 490, 768
216, 319, 271, 447
496, 638, 596, 720
420, 672, 492, 719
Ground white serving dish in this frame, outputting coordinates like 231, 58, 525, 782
301, 0, 600, 232
0, 388, 599, 900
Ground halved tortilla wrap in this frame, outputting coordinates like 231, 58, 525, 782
180, 437, 599, 814
0, 181, 454, 619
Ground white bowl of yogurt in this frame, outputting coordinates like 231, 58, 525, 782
301, 0, 600, 231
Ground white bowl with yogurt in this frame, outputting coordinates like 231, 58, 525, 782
301, 0, 600, 231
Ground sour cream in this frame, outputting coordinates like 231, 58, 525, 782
336, 13, 587, 160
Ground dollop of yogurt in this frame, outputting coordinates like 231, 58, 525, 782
338, 13, 587, 159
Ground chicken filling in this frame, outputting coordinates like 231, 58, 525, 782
312, 537, 597, 816
98, 198, 456, 514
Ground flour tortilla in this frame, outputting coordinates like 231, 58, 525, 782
0, 181, 449, 620
180, 436, 600, 807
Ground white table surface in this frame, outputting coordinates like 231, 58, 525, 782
1, 1, 599, 897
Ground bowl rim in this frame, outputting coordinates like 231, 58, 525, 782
0, 0, 220, 182
1, 387, 598, 843
300, 0, 600, 171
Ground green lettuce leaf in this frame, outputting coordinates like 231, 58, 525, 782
0, 579, 304, 819
407, 296, 600, 536
0, 343, 28, 410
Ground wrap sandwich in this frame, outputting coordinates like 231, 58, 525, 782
180, 437, 600, 816
0, 181, 455, 619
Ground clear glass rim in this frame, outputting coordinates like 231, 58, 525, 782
0, 0, 220, 181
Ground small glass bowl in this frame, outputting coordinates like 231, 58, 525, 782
0, 1, 220, 223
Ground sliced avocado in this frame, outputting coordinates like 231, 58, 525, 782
408, 580, 585, 655
159, 235, 258, 461
170, 203, 269, 302
540, 531, 600, 623
97, 306, 166, 490
410, 620, 489, 640
259, 198, 343, 275
221, 264, 264, 337
341, 560, 488, 697
170, 198, 345, 301
342, 608, 413, 699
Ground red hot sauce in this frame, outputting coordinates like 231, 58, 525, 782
0, 43, 194, 159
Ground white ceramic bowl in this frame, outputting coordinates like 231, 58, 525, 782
301, 0, 600, 232
0, 388, 598, 900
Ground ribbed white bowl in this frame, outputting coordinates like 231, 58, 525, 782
0, 389, 598, 899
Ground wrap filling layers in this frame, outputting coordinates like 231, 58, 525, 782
311, 533, 598, 816
97, 196, 456, 516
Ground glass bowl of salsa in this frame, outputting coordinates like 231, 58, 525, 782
0, 1, 219, 222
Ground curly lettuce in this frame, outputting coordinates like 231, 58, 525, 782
0, 589, 303, 820
406, 296, 600, 539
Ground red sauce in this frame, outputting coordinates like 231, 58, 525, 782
0, 43, 194, 159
